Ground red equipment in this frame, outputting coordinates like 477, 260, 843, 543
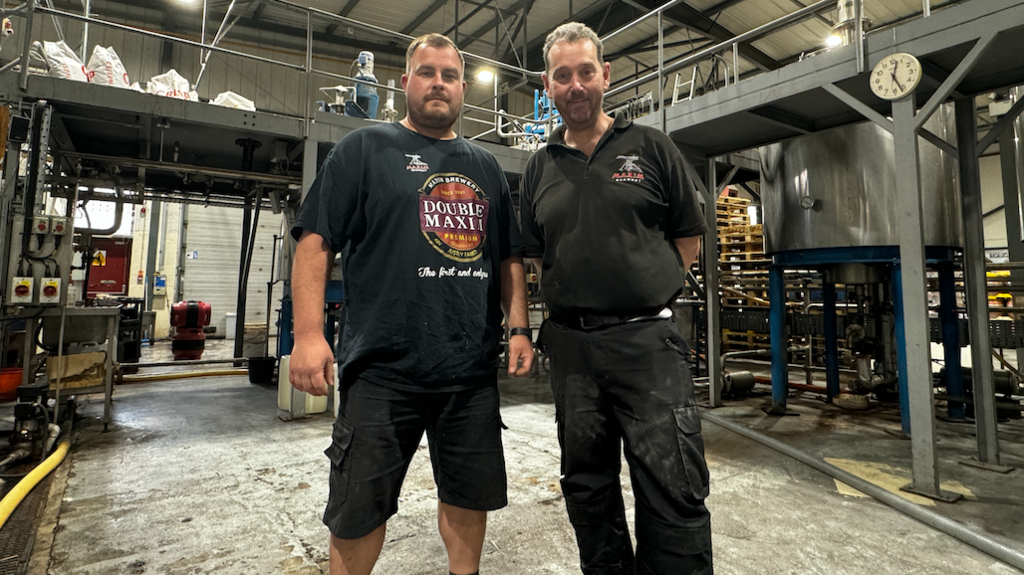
170, 300, 212, 360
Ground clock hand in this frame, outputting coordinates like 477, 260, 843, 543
890, 73, 905, 92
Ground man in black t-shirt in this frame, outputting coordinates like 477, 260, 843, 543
289, 33, 533, 575
519, 23, 713, 575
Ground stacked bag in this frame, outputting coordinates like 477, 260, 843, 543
28, 40, 257, 110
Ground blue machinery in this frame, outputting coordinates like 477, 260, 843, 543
276, 280, 345, 358
767, 247, 965, 434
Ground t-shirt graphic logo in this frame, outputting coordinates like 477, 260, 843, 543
419, 173, 490, 262
613, 154, 645, 183
406, 154, 430, 172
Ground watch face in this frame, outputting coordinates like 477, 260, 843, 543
871, 53, 921, 100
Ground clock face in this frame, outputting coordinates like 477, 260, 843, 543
870, 53, 922, 100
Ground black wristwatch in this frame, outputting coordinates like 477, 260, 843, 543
509, 327, 533, 339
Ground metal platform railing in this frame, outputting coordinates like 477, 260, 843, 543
0, 0, 940, 138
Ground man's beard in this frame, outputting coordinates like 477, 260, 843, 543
409, 96, 461, 131
561, 94, 601, 128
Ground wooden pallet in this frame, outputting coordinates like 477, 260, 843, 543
722, 329, 771, 351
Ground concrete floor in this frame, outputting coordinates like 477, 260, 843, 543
26, 340, 1024, 574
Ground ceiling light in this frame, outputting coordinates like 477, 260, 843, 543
476, 69, 494, 83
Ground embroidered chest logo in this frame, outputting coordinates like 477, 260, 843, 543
418, 173, 490, 263
613, 154, 645, 183
406, 154, 430, 172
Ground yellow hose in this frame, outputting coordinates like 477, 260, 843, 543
120, 369, 250, 383
0, 439, 70, 529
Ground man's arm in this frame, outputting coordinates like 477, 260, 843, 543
501, 256, 534, 377
289, 230, 335, 396
674, 236, 701, 270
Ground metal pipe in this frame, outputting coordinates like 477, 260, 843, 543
80, 0, 90, 63
701, 412, 1024, 573
605, 0, 834, 100
193, 0, 240, 89
0, 57, 21, 76
923, 0, 931, 17
657, 11, 665, 131
600, 0, 687, 44
274, 0, 538, 77
854, 0, 865, 73
18, 0, 35, 90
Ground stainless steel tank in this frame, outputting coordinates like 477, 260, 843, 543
759, 107, 963, 254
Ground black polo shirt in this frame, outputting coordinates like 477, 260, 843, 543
519, 114, 708, 317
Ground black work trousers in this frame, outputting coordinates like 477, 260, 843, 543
539, 317, 713, 575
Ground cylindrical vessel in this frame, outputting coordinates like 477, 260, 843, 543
759, 108, 963, 254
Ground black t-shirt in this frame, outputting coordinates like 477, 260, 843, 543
519, 115, 708, 317
292, 122, 524, 392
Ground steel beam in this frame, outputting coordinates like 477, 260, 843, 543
955, 98, 1001, 466
913, 34, 995, 131
400, 0, 448, 35
977, 94, 1024, 154
892, 94, 941, 497
919, 128, 957, 157
998, 93, 1024, 373
823, 83, 893, 133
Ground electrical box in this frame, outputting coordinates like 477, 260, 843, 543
39, 278, 61, 304
31, 216, 50, 234
11, 277, 33, 304
153, 275, 167, 296
49, 216, 67, 235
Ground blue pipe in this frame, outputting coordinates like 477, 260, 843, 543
278, 295, 294, 357
769, 266, 788, 413
892, 265, 912, 436
938, 263, 965, 420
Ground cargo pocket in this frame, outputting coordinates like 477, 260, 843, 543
324, 418, 354, 504
673, 406, 710, 500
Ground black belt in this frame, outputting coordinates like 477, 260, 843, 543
551, 307, 672, 330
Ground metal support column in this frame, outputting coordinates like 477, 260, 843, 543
144, 201, 161, 312
892, 95, 947, 500
955, 98, 1003, 469
937, 262, 965, 420
769, 266, 788, 413
705, 159, 722, 407
998, 90, 1024, 370
822, 280, 840, 400
233, 193, 253, 363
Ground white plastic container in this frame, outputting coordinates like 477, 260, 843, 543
225, 312, 237, 339
277, 355, 329, 415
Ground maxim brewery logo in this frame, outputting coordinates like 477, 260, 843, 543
406, 154, 430, 172
418, 173, 489, 262
613, 154, 645, 183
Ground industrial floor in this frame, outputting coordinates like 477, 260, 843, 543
23, 340, 1024, 575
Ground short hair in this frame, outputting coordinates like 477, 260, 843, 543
405, 33, 465, 76
543, 22, 604, 72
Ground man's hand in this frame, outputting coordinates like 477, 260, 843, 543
507, 335, 534, 377
289, 337, 334, 396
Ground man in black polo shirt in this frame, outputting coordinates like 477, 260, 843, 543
519, 22, 713, 575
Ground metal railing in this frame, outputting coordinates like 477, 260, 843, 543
3, 0, 543, 136
2, 0, 942, 138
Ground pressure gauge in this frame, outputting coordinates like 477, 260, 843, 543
870, 53, 922, 101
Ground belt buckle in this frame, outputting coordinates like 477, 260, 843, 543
579, 315, 602, 330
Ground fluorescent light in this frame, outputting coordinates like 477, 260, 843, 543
476, 69, 494, 83
825, 35, 843, 48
